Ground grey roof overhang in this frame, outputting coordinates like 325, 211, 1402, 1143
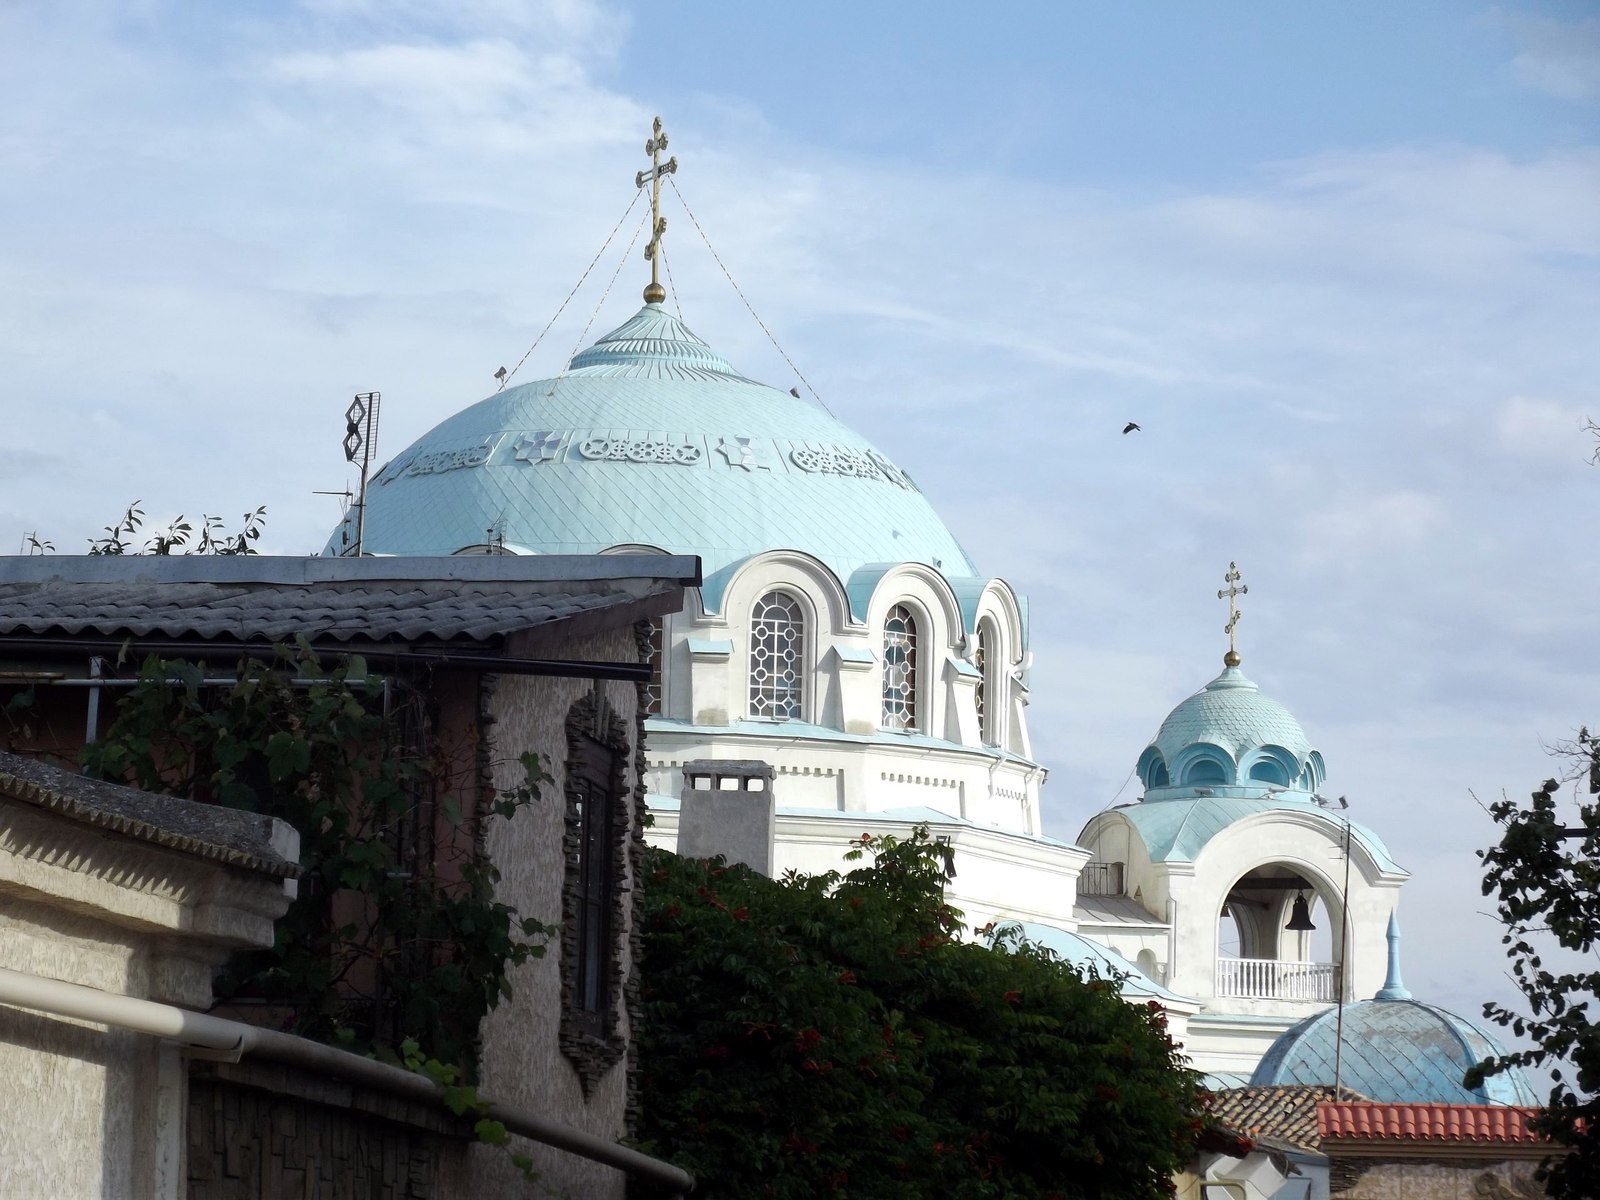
0, 555, 699, 681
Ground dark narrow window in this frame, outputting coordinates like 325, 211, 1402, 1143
570, 733, 617, 1036
975, 623, 994, 745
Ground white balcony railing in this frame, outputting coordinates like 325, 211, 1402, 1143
1216, 956, 1337, 1002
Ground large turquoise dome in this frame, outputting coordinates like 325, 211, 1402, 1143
324, 304, 978, 581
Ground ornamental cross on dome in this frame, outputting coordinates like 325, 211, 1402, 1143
636, 116, 678, 304
1217, 561, 1248, 667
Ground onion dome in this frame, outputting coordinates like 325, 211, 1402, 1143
1136, 665, 1325, 798
324, 304, 977, 583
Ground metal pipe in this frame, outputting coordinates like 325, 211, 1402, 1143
0, 966, 693, 1194
0, 638, 650, 683
53, 677, 338, 688
1334, 814, 1352, 1095
83, 656, 103, 746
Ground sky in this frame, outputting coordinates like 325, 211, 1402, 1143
2, 0, 1598, 1065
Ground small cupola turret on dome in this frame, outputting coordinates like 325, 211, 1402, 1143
1134, 564, 1328, 801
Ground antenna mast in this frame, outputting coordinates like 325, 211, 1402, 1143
342, 391, 381, 557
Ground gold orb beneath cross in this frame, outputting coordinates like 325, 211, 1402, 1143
643, 282, 666, 303
1224, 650, 1241, 667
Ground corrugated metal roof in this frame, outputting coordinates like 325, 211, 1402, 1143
1073, 893, 1167, 927
0, 555, 694, 647
0, 750, 298, 879
1318, 1102, 1547, 1143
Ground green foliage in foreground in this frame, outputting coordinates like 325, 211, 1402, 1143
1472, 769, 1600, 1199
634, 829, 1209, 1200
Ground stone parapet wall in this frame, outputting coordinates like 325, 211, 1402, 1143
1329, 1156, 1545, 1198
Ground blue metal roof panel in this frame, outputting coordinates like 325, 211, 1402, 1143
1250, 999, 1539, 1106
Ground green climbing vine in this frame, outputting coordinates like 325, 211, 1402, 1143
81, 643, 552, 1070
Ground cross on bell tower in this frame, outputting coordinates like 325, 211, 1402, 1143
1218, 561, 1248, 667
636, 116, 678, 304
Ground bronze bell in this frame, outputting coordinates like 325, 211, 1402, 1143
1285, 892, 1316, 932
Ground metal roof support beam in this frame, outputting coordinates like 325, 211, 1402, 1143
0, 638, 650, 683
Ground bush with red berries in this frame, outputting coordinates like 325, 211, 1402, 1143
633, 828, 1209, 1199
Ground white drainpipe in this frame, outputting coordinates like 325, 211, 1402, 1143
0, 966, 693, 1196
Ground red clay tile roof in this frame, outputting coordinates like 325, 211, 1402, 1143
1318, 1103, 1547, 1143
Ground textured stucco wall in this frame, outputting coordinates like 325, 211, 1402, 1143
1330, 1155, 1545, 1198
0, 773, 295, 1200
465, 623, 642, 1200
0, 997, 164, 1199
0, 882, 270, 1199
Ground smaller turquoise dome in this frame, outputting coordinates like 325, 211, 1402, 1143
1251, 920, 1536, 1106
1137, 664, 1324, 797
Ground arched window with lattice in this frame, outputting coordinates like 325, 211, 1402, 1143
976, 620, 998, 746
749, 592, 805, 720
882, 604, 919, 731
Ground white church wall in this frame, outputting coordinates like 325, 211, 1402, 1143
645, 807, 1086, 936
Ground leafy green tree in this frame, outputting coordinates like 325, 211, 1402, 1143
81, 647, 550, 1069
1472, 751, 1600, 1198
634, 829, 1211, 1200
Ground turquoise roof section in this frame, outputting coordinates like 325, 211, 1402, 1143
325, 304, 979, 583
1137, 663, 1326, 798
1111, 795, 1403, 873
991, 920, 1194, 1004
1250, 997, 1539, 1106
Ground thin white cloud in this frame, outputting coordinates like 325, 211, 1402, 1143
1495, 395, 1593, 461
1300, 491, 1448, 560
1500, 11, 1600, 101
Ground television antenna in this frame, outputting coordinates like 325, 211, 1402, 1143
342, 392, 381, 556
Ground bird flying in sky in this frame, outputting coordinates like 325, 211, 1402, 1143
1122, 422, 1141, 434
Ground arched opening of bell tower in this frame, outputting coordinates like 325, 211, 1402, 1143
1214, 864, 1343, 1003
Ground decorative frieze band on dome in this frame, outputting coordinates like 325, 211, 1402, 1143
375, 428, 926, 491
